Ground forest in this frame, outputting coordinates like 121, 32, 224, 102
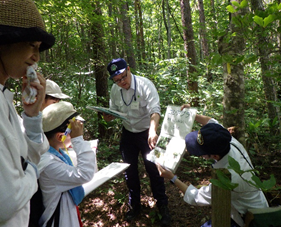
9, 0, 281, 226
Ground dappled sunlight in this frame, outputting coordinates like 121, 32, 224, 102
92, 197, 105, 208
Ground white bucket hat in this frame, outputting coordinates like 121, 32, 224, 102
42, 101, 78, 132
46, 79, 70, 99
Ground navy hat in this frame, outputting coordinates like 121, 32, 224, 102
107, 58, 127, 79
185, 123, 231, 157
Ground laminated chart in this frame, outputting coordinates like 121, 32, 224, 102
147, 105, 197, 173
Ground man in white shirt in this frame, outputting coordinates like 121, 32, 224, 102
104, 58, 171, 226
157, 112, 269, 227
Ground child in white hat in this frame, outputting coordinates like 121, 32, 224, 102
38, 101, 97, 227
40, 79, 71, 111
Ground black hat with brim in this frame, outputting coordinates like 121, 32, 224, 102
0, 25, 55, 52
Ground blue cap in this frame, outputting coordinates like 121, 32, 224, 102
107, 58, 127, 79
185, 123, 231, 157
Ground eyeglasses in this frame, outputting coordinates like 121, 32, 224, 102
113, 70, 127, 84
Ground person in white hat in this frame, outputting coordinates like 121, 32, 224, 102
40, 79, 70, 110
38, 101, 96, 227
0, 0, 55, 226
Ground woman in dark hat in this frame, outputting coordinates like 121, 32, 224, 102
0, 0, 55, 226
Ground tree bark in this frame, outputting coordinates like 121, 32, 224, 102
198, 0, 209, 59
91, 1, 109, 138
180, 0, 198, 106
220, 1, 246, 146
162, 0, 171, 59
121, 1, 136, 69
108, 0, 117, 59
134, 0, 145, 64
250, 0, 280, 133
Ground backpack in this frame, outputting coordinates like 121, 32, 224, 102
28, 181, 45, 227
29, 181, 61, 227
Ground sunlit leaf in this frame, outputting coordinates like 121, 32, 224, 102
232, 1, 240, 7
226, 5, 236, 13
263, 15, 275, 27
253, 16, 264, 27
240, 0, 248, 8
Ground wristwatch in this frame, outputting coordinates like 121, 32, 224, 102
170, 175, 178, 184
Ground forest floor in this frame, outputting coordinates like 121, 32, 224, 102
79, 150, 281, 227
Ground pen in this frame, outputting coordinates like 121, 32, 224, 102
61, 117, 76, 142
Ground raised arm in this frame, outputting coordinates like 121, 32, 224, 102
181, 104, 212, 126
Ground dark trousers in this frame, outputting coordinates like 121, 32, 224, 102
120, 127, 168, 208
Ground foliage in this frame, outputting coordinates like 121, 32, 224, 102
211, 156, 280, 193
5, 0, 272, 165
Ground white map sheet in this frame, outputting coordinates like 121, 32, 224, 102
83, 162, 130, 197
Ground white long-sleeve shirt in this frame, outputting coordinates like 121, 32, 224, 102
0, 85, 49, 227
38, 136, 96, 227
110, 74, 161, 133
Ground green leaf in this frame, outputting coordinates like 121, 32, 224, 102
263, 15, 275, 27
251, 175, 264, 188
215, 170, 239, 190
228, 156, 243, 175
244, 54, 258, 64
262, 174, 276, 190
240, 0, 248, 8
210, 179, 230, 190
232, 1, 240, 7
211, 53, 222, 65
253, 16, 264, 27
226, 5, 236, 13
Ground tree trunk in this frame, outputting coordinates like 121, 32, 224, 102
121, 1, 136, 69
180, 0, 198, 106
162, 0, 171, 59
198, 0, 209, 59
134, 0, 145, 64
210, 0, 218, 54
91, 1, 109, 138
138, 1, 145, 62
134, 0, 141, 62
220, 1, 246, 146
108, 0, 117, 59
250, 0, 280, 133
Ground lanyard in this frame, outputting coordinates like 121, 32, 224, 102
120, 74, 136, 106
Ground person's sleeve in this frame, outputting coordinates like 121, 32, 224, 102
207, 118, 219, 124
183, 184, 212, 206
21, 112, 49, 164
109, 85, 119, 111
145, 80, 161, 116
43, 136, 96, 193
